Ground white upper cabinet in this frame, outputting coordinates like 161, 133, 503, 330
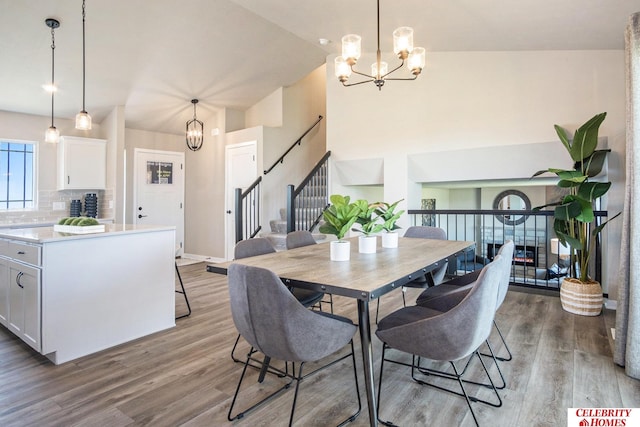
57, 136, 106, 190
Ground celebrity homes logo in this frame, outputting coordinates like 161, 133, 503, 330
567, 408, 638, 426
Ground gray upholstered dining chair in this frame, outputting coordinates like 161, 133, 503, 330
230, 238, 325, 366
285, 230, 333, 313
375, 257, 504, 427
227, 263, 361, 426
416, 240, 515, 362
375, 225, 449, 323
285, 230, 317, 249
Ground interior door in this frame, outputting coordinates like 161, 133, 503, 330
225, 141, 258, 260
134, 149, 185, 255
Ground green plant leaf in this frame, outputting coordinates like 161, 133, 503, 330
568, 112, 606, 162
578, 181, 611, 202
554, 199, 582, 221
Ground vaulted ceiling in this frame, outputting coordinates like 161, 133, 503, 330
0, 0, 637, 136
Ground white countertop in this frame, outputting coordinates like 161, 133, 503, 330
0, 224, 175, 244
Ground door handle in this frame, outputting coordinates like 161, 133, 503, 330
16, 271, 24, 289
138, 214, 148, 219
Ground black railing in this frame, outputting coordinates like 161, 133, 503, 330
286, 151, 331, 233
407, 209, 608, 291
234, 177, 262, 243
264, 115, 324, 175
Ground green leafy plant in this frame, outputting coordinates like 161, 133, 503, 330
375, 199, 405, 232
319, 195, 361, 240
353, 199, 385, 236
533, 112, 620, 282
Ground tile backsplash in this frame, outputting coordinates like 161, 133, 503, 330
0, 189, 114, 225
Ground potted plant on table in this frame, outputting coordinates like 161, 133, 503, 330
533, 112, 620, 316
319, 195, 361, 261
353, 199, 384, 253
375, 199, 405, 248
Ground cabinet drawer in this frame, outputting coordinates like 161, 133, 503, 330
6, 242, 41, 266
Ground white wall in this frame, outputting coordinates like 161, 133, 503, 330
326, 49, 626, 299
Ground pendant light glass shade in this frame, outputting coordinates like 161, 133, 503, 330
75, 110, 92, 130
45, 18, 60, 143
45, 126, 60, 143
75, 0, 92, 130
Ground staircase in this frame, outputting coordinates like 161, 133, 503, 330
264, 206, 327, 251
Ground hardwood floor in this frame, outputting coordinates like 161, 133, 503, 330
0, 263, 638, 426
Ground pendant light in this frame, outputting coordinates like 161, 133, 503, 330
45, 18, 60, 143
185, 99, 204, 151
75, 0, 92, 130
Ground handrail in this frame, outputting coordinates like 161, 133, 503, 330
234, 176, 262, 243
263, 115, 324, 175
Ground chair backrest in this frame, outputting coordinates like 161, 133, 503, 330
404, 226, 448, 284
285, 230, 317, 250
404, 226, 447, 240
227, 263, 356, 362
495, 240, 514, 308
376, 256, 503, 362
234, 238, 275, 260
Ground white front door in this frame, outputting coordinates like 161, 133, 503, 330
134, 149, 185, 255
225, 141, 258, 260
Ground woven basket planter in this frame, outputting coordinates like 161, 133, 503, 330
559, 278, 603, 316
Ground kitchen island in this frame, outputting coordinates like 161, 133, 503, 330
0, 224, 176, 364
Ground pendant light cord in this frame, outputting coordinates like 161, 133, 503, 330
50, 25, 56, 127
81, 0, 86, 112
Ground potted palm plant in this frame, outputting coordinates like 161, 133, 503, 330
376, 199, 405, 248
319, 194, 361, 261
533, 112, 620, 316
353, 199, 384, 253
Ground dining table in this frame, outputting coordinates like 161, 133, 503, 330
207, 236, 475, 426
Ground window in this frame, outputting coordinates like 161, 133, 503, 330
0, 141, 35, 210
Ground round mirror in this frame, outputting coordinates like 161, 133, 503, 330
493, 190, 531, 226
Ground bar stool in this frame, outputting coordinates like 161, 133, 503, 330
175, 252, 191, 319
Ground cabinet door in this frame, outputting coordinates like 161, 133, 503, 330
8, 262, 41, 351
0, 258, 8, 327
57, 136, 106, 190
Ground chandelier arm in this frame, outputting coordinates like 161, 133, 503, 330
381, 61, 405, 79
351, 68, 376, 80
383, 75, 419, 82
342, 79, 376, 87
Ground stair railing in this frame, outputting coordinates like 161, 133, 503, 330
263, 115, 324, 175
234, 176, 262, 243
286, 151, 331, 233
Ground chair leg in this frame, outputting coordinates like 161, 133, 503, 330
175, 262, 192, 319
480, 320, 513, 362
450, 361, 480, 427
376, 343, 400, 427
227, 347, 294, 422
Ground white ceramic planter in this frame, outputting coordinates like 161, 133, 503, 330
330, 240, 351, 261
358, 235, 377, 254
381, 231, 399, 248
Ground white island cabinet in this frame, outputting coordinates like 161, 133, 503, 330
0, 224, 176, 364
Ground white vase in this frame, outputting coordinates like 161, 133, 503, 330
381, 231, 399, 248
330, 240, 351, 261
358, 235, 377, 254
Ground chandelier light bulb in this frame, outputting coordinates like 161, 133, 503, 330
341, 34, 361, 65
334, 56, 352, 82
407, 47, 426, 75
76, 110, 92, 130
393, 26, 414, 59
371, 61, 388, 79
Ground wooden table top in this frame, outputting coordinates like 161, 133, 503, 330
208, 237, 475, 301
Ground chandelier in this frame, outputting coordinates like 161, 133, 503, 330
45, 18, 60, 143
185, 99, 204, 151
334, 0, 425, 90
75, 0, 92, 130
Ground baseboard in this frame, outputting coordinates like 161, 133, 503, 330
182, 252, 226, 264
604, 299, 617, 310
